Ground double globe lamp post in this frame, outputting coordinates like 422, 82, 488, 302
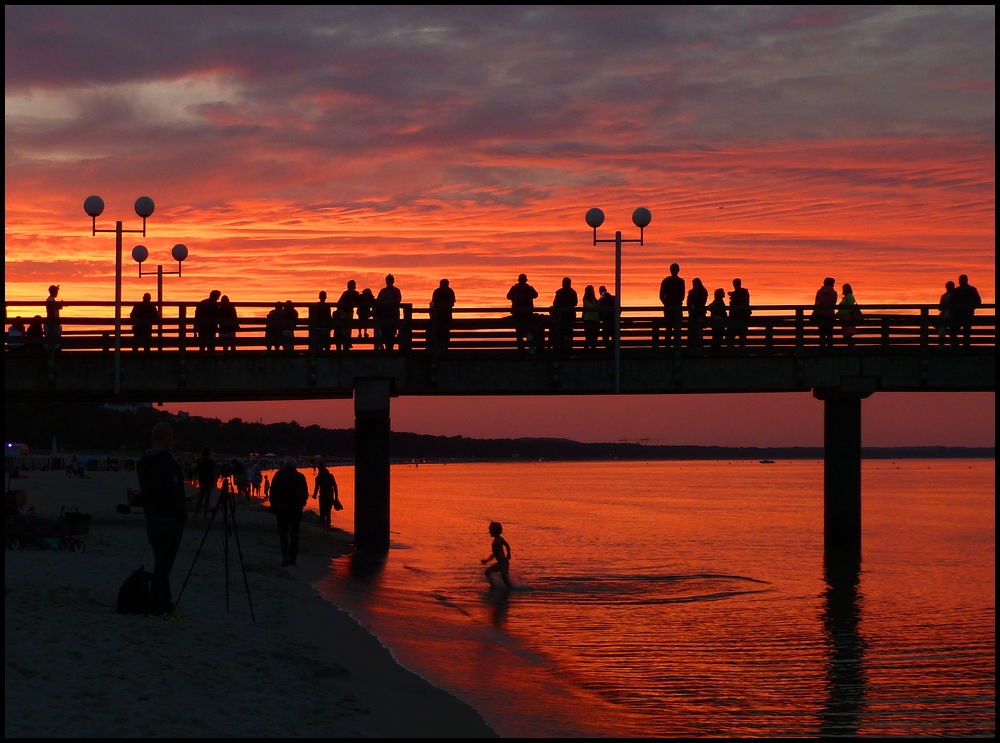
585, 206, 651, 394
130, 243, 189, 344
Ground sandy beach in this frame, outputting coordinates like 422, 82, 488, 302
4, 470, 496, 737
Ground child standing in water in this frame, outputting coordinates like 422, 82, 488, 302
481, 521, 512, 588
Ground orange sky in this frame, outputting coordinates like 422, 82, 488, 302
5, 7, 995, 445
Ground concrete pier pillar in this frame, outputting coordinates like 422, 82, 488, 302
820, 394, 863, 552
354, 378, 391, 553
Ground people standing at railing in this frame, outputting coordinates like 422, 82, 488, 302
686, 278, 708, 351
337, 280, 360, 351
598, 285, 615, 351
194, 290, 221, 354
948, 274, 983, 348
26, 315, 45, 351
582, 285, 600, 353
813, 277, 838, 349
358, 288, 375, 342
507, 273, 539, 355
218, 295, 240, 355
837, 283, 861, 348
7, 317, 26, 351
659, 263, 685, 352
265, 302, 285, 352
727, 279, 751, 349
430, 278, 456, 354
551, 277, 578, 355
282, 300, 298, 352
937, 281, 955, 348
130, 293, 159, 352
45, 284, 63, 352
309, 291, 332, 352
375, 274, 402, 351
708, 288, 727, 351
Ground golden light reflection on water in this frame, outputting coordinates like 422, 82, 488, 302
308, 460, 994, 737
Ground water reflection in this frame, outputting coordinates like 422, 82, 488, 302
348, 552, 387, 586
484, 588, 512, 626
820, 548, 867, 736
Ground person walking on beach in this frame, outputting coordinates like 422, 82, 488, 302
311, 462, 340, 533
948, 274, 982, 348
659, 263, 685, 352
45, 284, 63, 352
481, 521, 513, 589
268, 456, 308, 567
130, 293, 159, 352
813, 277, 838, 349
507, 273, 539, 355
195, 447, 216, 517
136, 422, 187, 617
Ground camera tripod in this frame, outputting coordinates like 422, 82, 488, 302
174, 478, 255, 622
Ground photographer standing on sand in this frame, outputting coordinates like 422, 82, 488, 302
268, 456, 308, 567
136, 422, 187, 618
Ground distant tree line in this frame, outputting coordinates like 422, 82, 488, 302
3, 401, 993, 462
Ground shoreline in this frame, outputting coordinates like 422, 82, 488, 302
4, 471, 496, 737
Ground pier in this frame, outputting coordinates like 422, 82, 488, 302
5, 300, 995, 553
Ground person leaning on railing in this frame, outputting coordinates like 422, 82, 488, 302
837, 283, 861, 348
948, 274, 982, 348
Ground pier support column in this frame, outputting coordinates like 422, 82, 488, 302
354, 378, 391, 553
814, 389, 868, 553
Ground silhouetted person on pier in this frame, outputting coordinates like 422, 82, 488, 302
136, 422, 187, 617
431, 278, 456, 354
218, 295, 239, 355
727, 279, 751, 349
45, 284, 63, 352
837, 283, 861, 348
311, 462, 340, 533
375, 274, 402, 351
948, 274, 982, 348
194, 290, 221, 354
598, 285, 615, 350
708, 288, 727, 351
268, 455, 308, 567
507, 273, 539, 355
551, 277, 578, 355
26, 315, 45, 352
686, 278, 708, 351
195, 447, 216, 517
309, 291, 332, 352
659, 263, 685, 351
481, 521, 512, 589
282, 300, 298, 352
130, 293, 159, 352
7, 317, 26, 351
937, 281, 955, 348
582, 284, 600, 353
265, 302, 285, 352
358, 288, 375, 341
814, 277, 838, 349
337, 280, 360, 351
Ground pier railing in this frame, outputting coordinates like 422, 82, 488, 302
4, 301, 996, 356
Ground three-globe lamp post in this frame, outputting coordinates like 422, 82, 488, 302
585, 206, 651, 394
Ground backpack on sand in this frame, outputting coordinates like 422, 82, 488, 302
117, 565, 152, 615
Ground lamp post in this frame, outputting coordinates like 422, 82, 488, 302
131, 243, 189, 343
84, 195, 155, 395
586, 206, 651, 394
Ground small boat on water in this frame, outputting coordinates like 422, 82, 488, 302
759, 459, 776, 464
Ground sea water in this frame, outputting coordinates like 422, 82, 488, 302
300, 459, 994, 737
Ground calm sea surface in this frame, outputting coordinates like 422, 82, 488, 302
296, 460, 994, 737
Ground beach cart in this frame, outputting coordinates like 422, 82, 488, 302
5, 505, 89, 552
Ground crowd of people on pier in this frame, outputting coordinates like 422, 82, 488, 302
5, 269, 986, 355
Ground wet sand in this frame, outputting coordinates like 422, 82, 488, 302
4, 470, 496, 737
